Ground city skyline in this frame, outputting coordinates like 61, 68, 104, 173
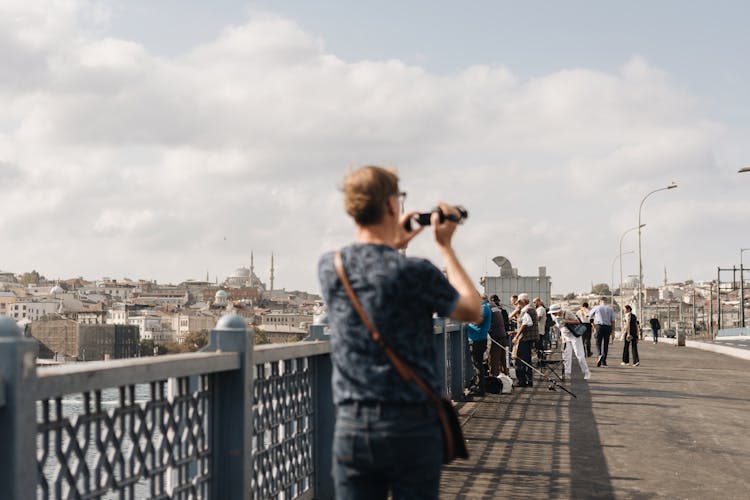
1, 1, 748, 294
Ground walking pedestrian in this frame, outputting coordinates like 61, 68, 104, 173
549, 304, 591, 380
621, 305, 640, 366
589, 296, 616, 367
649, 315, 661, 343
577, 302, 594, 357
318, 166, 482, 499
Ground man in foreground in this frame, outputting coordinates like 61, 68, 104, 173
318, 166, 481, 499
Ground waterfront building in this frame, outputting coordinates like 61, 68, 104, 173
480, 255, 552, 306
29, 319, 139, 361
171, 312, 216, 343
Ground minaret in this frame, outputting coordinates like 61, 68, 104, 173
664, 266, 668, 287
206, 270, 209, 282
250, 251, 255, 277
270, 252, 275, 292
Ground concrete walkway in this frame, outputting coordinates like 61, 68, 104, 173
441, 341, 750, 499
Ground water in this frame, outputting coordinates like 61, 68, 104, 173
37, 384, 206, 499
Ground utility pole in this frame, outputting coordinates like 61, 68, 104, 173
717, 267, 721, 333
693, 288, 697, 335
741, 248, 749, 329
709, 282, 714, 338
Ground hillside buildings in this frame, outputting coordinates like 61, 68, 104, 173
0, 252, 320, 361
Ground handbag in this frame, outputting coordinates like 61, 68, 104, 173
565, 316, 587, 337
570, 322, 587, 338
334, 252, 469, 464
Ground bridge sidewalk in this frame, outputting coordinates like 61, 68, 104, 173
441, 341, 750, 499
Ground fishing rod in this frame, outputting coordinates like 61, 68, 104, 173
487, 334, 577, 398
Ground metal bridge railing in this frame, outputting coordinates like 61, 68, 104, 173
0, 314, 469, 500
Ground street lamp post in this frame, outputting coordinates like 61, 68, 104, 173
738, 169, 749, 328
638, 183, 678, 321
620, 225, 645, 321
743, 253, 748, 328
612, 250, 635, 308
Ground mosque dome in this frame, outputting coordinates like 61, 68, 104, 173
232, 267, 251, 278
215, 290, 229, 300
49, 285, 65, 295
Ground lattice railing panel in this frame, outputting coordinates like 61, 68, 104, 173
251, 357, 314, 499
37, 376, 211, 499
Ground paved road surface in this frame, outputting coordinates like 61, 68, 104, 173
710, 337, 750, 351
441, 341, 750, 499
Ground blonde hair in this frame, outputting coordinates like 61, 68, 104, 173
343, 166, 399, 225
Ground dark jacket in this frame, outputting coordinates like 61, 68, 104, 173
649, 317, 661, 330
489, 305, 507, 341
627, 313, 639, 337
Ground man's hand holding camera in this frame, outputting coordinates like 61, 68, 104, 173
394, 210, 425, 250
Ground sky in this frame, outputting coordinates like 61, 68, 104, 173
1, 0, 749, 295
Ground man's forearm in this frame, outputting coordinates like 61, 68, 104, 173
440, 246, 473, 296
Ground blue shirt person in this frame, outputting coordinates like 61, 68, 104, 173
588, 296, 617, 367
467, 301, 491, 341
466, 299, 491, 395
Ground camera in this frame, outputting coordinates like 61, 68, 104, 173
403, 206, 468, 232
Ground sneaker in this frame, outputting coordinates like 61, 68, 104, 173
620, 362, 628, 366
633, 362, 640, 366
596, 356, 602, 367
584, 371, 591, 380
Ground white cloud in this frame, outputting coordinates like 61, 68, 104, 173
0, 2, 746, 294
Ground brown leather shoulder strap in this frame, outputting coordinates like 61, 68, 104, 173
333, 251, 440, 404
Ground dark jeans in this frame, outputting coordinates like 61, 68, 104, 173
334, 402, 443, 500
516, 339, 534, 386
653, 328, 659, 343
623, 336, 640, 364
582, 325, 593, 356
595, 324, 612, 365
469, 339, 488, 393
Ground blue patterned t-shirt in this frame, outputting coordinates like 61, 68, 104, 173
318, 243, 459, 404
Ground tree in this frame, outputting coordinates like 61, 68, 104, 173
591, 283, 611, 296
19, 270, 43, 285
139, 339, 167, 356
183, 330, 208, 351
564, 292, 576, 300
254, 327, 270, 346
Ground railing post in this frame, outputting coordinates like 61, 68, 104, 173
201, 314, 253, 499
461, 324, 472, 397
433, 317, 447, 395
311, 352, 334, 499
0, 316, 38, 499
447, 322, 468, 402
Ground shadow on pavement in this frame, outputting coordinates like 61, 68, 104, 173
569, 376, 616, 499
441, 367, 619, 498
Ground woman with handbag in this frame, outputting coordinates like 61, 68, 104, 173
318, 166, 482, 500
621, 305, 641, 366
549, 304, 592, 380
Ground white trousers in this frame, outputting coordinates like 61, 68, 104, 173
562, 331, 590, 376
